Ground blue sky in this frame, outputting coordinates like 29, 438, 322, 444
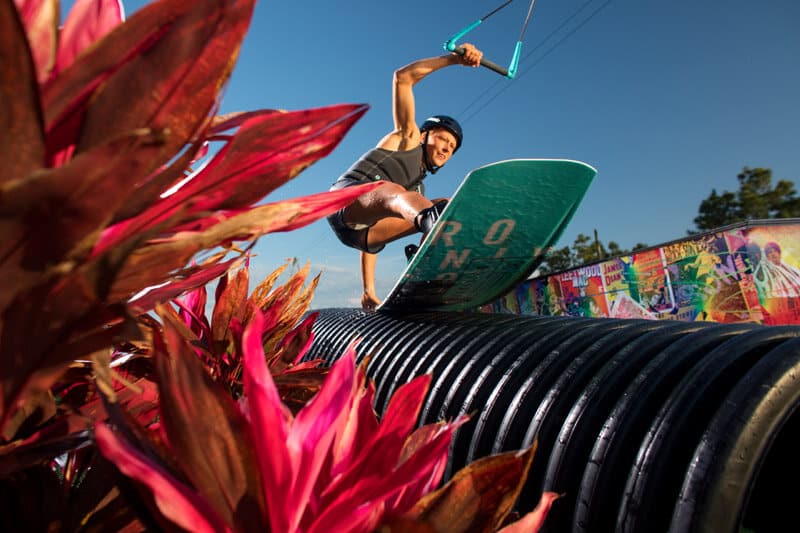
109, 0, 799, 308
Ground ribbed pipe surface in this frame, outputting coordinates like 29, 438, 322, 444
304, 308, 800, 532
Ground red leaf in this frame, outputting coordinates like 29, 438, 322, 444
76, 0, 254, 156
127, 256, 241, 314
94, 422, 230, 533
410, 444, 540, 533
105, 186, 378, 304
110, 139, 205, 224
263, 185, 382, 233
185, 284, 209, 324
13, 0, 58, 83
275, 311, 318, 367
42, 5, 167, 155
0, 273, 139, 431
209, 109, 283, 134
95, 104, 369, 251
174, 287, 212, 345
154, 306, 266, 530
498, 492, 560, 533
180, 104, 370, 212
43, 0, 255, 162
0, 409, 89, 473
211, 266, 249, 351
0, 129, 171, 312
56, 0, 124, 75
2, 0, 46, 185
242, 308, 293, 532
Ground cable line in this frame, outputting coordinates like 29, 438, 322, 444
458, 0, 614, 124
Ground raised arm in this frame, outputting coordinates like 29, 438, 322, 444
377, 44, 482, 151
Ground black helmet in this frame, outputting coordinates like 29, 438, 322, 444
420, 115, 463, 152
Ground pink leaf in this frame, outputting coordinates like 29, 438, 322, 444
209, 109, 282, 135
94, 423, 230, 533
96, 104, 369, 248
127, 257, 242, 314
101, 186, 379, 305
287, 348, 355, 530
14, 0, 58, 83
312, 416, 465, 532
154, 309, 265, 528
497, 492, 560, 533
329, 374, 431, 486
57, 0, 124, 75
276, 311, 318, 365
177, 284, 211, 340
242, 308, 293, 533
183, 104, 369, 212
327, 361, 378, 480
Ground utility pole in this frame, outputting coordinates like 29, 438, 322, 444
593, 229, 602, 261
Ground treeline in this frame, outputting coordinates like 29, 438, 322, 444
539, 167, 799, 275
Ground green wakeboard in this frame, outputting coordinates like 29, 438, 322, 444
378, 159, 597, 312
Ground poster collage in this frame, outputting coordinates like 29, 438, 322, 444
481, 220, 800, 325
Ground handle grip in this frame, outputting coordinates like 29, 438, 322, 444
454, 46, 509, 77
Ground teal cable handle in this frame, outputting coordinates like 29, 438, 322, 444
443, 22, 521, 79
507, 41, 522, 79
444, 20, 482, 52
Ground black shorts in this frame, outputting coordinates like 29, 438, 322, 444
327, 178, 386, 254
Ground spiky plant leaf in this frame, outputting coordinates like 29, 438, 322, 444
92, 104, 370, 257
95, 422, 230, 533
211, 265, 249, 354
187, 105, 371, 211
497, 492, 559, 533
272, 310, 318, 372
128, 256, 243, 314
155, 303, 266, 530
44, 0, 255, 161
56, 0, 124, 76
12, 0, 58, 84
407, 444, 544, 533
1, 0, 45, 185
106, 185, 377, 303
0, 129, 169, 314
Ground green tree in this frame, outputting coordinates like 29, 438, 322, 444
540, 245, 575, 273
538, 232, 648, 275
690, 167, 800, 232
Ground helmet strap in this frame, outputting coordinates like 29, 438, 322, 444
421, 131, 441, 174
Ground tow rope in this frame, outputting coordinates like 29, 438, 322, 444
444, 0, 537, 79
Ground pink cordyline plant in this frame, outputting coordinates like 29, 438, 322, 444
1, 0, 378, 438
172, 260, 329, 401
95, 306, 558, 532
3, 0, 559, 529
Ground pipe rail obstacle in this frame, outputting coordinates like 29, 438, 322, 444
303, 308, 800, 532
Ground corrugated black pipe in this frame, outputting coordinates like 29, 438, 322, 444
304, 308, 800, 532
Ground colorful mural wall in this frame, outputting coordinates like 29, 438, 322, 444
481, 219, 800, 325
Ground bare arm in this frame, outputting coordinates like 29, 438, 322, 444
360, 251, 380, 311
377, 44, 482, 151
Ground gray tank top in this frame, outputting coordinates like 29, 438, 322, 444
335, 146, 426, 192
